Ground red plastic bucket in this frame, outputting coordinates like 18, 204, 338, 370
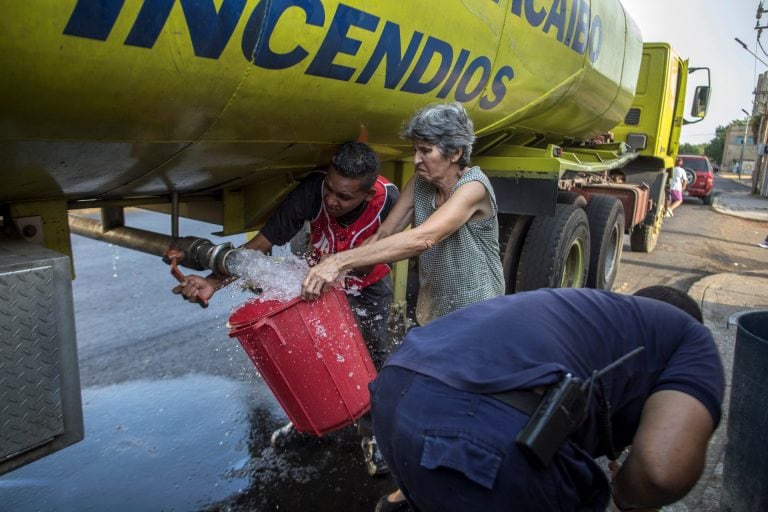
227, 288, 377, 436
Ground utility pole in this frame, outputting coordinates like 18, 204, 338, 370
739, 109, 750, 181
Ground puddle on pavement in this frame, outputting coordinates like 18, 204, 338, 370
0, 375, 278, 512
0, 375, 391, 512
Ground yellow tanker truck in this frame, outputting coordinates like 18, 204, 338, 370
0, 0, 708, 473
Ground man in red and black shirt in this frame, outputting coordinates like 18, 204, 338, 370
173, 142, 399, 473
175, 142, 398, 364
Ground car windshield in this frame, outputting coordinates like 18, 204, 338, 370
681, 158, 710, 171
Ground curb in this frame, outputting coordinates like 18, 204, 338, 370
677, 272, 768, 511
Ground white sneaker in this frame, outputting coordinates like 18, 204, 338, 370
270, 421, 307, 448
665, 210, 673, 218
361, 436, 390, 476
759, 241, 768, 249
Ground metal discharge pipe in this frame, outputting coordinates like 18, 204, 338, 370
67, 214, 236, 275
68, 214, 173, 256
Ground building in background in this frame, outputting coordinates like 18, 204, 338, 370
721, 124, 756, 174
750, 71, 768, 196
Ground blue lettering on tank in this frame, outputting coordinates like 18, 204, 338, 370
67, 0, 247, 59
306, 4, 379, 81
570, 0, 589, 55
524, 0, 546, 28
588, 16, 602, 63
480, 65, 514, 110
455, 55, 492, 102
123, 0, 174, 49
125, 0, 173, 48
179, 0, 246, 58
436, 49, 470, 99
542, 0, 566, 43
61, 2, 516, 110
564, 0, 578, 45
63, 0, 124, 41
356, 22, 424, 89
242, 0, 325, 70
510, 0, 601, 61
401, 36, 453, 95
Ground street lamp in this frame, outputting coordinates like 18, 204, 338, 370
735, 37, 768, 67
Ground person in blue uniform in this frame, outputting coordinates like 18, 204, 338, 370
370, 286, 725, 512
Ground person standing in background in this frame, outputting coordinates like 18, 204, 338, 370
666, 157, 688, 217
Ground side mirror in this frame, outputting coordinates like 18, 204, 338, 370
691, 86, 710, 118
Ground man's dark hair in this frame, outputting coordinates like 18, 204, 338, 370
633, 285, 703, 323
330, 142, 380, 189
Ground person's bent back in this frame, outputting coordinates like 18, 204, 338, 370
370, 287, 724, 511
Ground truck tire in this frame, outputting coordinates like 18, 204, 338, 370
557, 190, 588, 207
515, 204, 590, 292
585, 196, 625, 290
703, 192, 714, 205
498, 214, 533, 294
630, 223, 659, 253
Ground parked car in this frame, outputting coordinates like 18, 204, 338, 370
679, 154, 715, 205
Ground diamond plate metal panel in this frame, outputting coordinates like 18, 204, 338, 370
0, 266, 64, 459
0, 239, 82, 475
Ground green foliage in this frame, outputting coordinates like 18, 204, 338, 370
704, 124, 729, 165
678, 143, 703, 155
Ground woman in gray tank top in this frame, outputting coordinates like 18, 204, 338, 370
302, 102, 504, 324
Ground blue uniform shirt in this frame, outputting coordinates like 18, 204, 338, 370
384, 288, 725, 456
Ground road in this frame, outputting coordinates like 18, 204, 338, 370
0, 175, 764, 512
614, 176, 766, 296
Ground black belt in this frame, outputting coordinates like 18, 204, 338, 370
490, 389, 542, 416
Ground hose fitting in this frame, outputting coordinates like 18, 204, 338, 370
164, 236, 236, 276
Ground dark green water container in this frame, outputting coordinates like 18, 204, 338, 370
721, 310, 768, 512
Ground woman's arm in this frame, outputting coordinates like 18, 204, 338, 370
367, 176, 417, 243
301, 179, 489, 299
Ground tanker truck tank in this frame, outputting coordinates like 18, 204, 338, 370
1, 0, 641, 204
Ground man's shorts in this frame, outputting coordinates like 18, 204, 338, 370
670, 189, 683, 202
370, 367, 610, 512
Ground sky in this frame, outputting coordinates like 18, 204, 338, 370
622, 0, 767, 145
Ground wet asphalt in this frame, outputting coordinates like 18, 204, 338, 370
0, 210, 394, 512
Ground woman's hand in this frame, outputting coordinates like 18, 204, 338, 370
301, 255, 343, 300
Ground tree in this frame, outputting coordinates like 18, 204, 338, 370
679, 143, 703, 155
703, 121, 743, 165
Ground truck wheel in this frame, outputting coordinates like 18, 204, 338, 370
515, 204, 590, 291
585, 196, 625, 290
498, 214, 533, 294
703, 192, 714, 205
630, 223, 659, 252
557, 190, 588, 207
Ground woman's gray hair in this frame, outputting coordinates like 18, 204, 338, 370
400, 102, 476, 167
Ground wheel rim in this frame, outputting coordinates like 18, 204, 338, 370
603, 223, 621, 283
560, 237, 586, 287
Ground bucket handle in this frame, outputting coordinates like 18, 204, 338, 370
260, 318, 288, 347
227, 319, 287, 347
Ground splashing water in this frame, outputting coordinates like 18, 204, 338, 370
225, 248, 309, 302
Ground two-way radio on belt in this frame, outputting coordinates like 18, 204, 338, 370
516, 347, 646, 467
